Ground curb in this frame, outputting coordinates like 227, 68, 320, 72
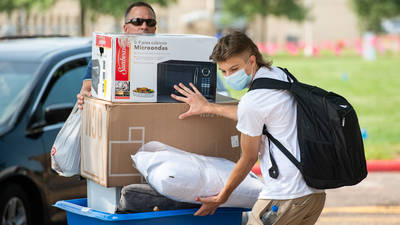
251, 160, 400, 176
366, 160, 400, 172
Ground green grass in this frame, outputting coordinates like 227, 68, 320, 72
222, 51, 400, 160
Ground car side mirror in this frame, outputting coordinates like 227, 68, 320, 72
45, 103, 74, 125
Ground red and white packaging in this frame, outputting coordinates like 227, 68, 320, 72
91, 32, 217, 102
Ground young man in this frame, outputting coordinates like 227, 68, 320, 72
171, 31, 326, 225
77, 1, 157, 109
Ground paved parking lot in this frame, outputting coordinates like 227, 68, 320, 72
316, 172, 400, 225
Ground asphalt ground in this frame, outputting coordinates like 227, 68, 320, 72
316, 172, 400, 225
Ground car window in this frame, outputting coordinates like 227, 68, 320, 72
0, 61, 39, 125
42, 58, 87, 111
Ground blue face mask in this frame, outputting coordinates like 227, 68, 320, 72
225, 60, 253, 91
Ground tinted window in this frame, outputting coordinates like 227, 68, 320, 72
42, 58, 87, 111
0, 61, 39, 125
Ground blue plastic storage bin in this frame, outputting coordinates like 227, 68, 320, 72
54, 198, 249, 225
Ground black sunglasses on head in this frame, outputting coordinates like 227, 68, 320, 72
125, 18, 157, 27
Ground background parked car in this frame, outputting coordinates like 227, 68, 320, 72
0, 37, 91, 225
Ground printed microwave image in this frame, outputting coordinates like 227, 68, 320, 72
133, 87, 155, 97
157, 60, 217, 102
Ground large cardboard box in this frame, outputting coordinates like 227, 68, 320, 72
92, 33, 217, 102
81, 95, 241, 187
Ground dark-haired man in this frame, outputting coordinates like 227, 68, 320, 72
77, 1, 157, 109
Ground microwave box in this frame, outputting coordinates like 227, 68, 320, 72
91, 32, 217, 103
81, 95, 241, 188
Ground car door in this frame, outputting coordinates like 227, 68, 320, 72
29, 53, 90, 222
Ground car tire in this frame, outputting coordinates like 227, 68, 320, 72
0, 182, 32, 225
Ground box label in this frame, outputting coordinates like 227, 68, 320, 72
96, 35, 112, 48
115, 38, 131, 99
115, 38, 130, 81
231, 135, 239, 148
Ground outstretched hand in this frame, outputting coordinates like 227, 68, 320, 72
171, 82, 212, 119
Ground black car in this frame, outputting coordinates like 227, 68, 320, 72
0, 37, 91, 225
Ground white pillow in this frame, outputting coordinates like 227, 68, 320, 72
132, 141, 263, 208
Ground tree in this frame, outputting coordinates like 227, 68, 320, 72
79, 0, 175, 36
0, 0, 55, 34
0, 0, 55, 14
221, 0, 308, 42
350, 0, 400, 33
0, 0, 175, 36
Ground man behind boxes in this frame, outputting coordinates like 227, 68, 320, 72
171, 31, 326, 225
77, 1, 157, 109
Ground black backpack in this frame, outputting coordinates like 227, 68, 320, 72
249, 67, 367, 189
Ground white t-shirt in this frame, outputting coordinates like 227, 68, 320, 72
236, 66, 322, 200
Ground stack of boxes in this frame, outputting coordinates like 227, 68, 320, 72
81, 33, 242, 213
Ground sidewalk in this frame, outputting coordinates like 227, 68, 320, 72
251, 160, 400, 175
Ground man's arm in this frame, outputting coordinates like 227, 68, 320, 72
171, 83, 237, 120
77, 80, 91, 110
207, 104, 238, 121
193, 133, 260, 216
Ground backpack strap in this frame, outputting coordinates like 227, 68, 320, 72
263, 126, 302, 172
277, 67, 298, 83
265, 134, 279, 179
249, 67, 296, 91
248, 68, 301, 179
249, 78, 290, 91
